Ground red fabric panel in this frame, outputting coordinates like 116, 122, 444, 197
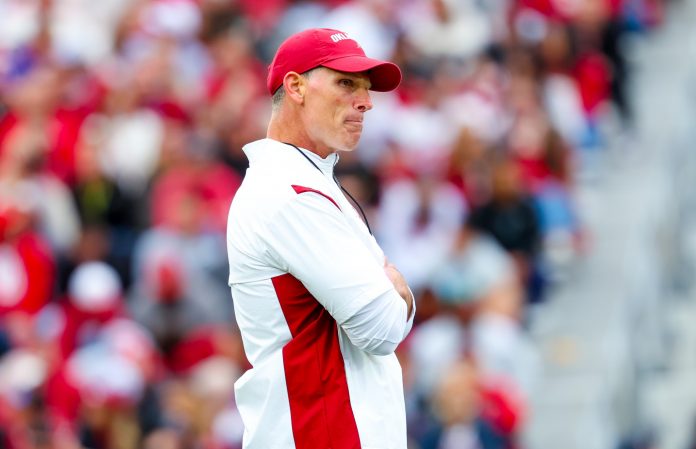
272, 273, 361, 449
291, 185, 341, 211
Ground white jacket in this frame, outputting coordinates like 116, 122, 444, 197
227, 138, 414, 449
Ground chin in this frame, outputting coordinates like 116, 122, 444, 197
331, 141, 358, 153
343, 136, 362, 151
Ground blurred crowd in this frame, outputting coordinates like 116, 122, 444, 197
0, 0, 666, 448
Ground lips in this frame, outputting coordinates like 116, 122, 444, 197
344, 122, 363, 133
344, 117, 363, 130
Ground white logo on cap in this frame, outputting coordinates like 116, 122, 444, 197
330, 32, 350, 43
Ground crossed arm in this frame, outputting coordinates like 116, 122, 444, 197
262, 192, 416, 355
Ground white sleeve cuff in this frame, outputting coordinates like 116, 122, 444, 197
402, 287, 416, 340
340, 289, 411, 356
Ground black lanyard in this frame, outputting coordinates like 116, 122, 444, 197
283, 142, 373, 235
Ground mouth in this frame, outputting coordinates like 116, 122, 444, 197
344, 119, 363, 131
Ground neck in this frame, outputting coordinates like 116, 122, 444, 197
267, 109, 333, 159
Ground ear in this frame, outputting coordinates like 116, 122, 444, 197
283, 72, 306, 105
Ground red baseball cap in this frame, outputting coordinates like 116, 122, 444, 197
267, 28, 402, 95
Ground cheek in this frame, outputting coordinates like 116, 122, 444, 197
320, 104, 344, 132
305, 93, 351, 138
308, 96, 336, 121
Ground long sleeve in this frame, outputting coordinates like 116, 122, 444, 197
261, 190, 412, 355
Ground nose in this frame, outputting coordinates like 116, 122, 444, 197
355, 88, 373, 113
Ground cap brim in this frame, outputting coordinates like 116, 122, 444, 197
322, 56, 402, 92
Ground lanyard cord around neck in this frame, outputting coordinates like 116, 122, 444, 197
283, 142, 373, 235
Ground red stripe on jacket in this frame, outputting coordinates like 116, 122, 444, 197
271, 273, 361, 449
291, 185, 341, 210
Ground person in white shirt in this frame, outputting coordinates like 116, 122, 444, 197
226, 28, 415, 449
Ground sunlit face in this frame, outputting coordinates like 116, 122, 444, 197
300, 68, 373, 156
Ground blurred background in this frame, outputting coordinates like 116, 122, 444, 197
1, 0, 695, 448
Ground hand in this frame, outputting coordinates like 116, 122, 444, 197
384, 261, 414, 318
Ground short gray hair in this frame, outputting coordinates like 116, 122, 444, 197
271, 86, 286, 110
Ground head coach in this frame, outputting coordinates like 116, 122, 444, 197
226, 28, 415, 449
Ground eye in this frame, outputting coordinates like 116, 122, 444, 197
338, 78, 354, 88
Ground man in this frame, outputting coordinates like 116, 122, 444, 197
226, 28, 415, 449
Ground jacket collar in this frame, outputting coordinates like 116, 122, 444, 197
243, 138, 339, 176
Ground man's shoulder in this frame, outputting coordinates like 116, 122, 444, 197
235, 148, 329, 208
230, 170, 293, 220
229, 168, 310, 229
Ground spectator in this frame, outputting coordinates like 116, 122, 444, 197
0, 0, 668, 447
468, 156, 544, 303
419, 358, 523, 449
378, 174, 467, 292
0, 109, 81, 255
0, 205, 55, 316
